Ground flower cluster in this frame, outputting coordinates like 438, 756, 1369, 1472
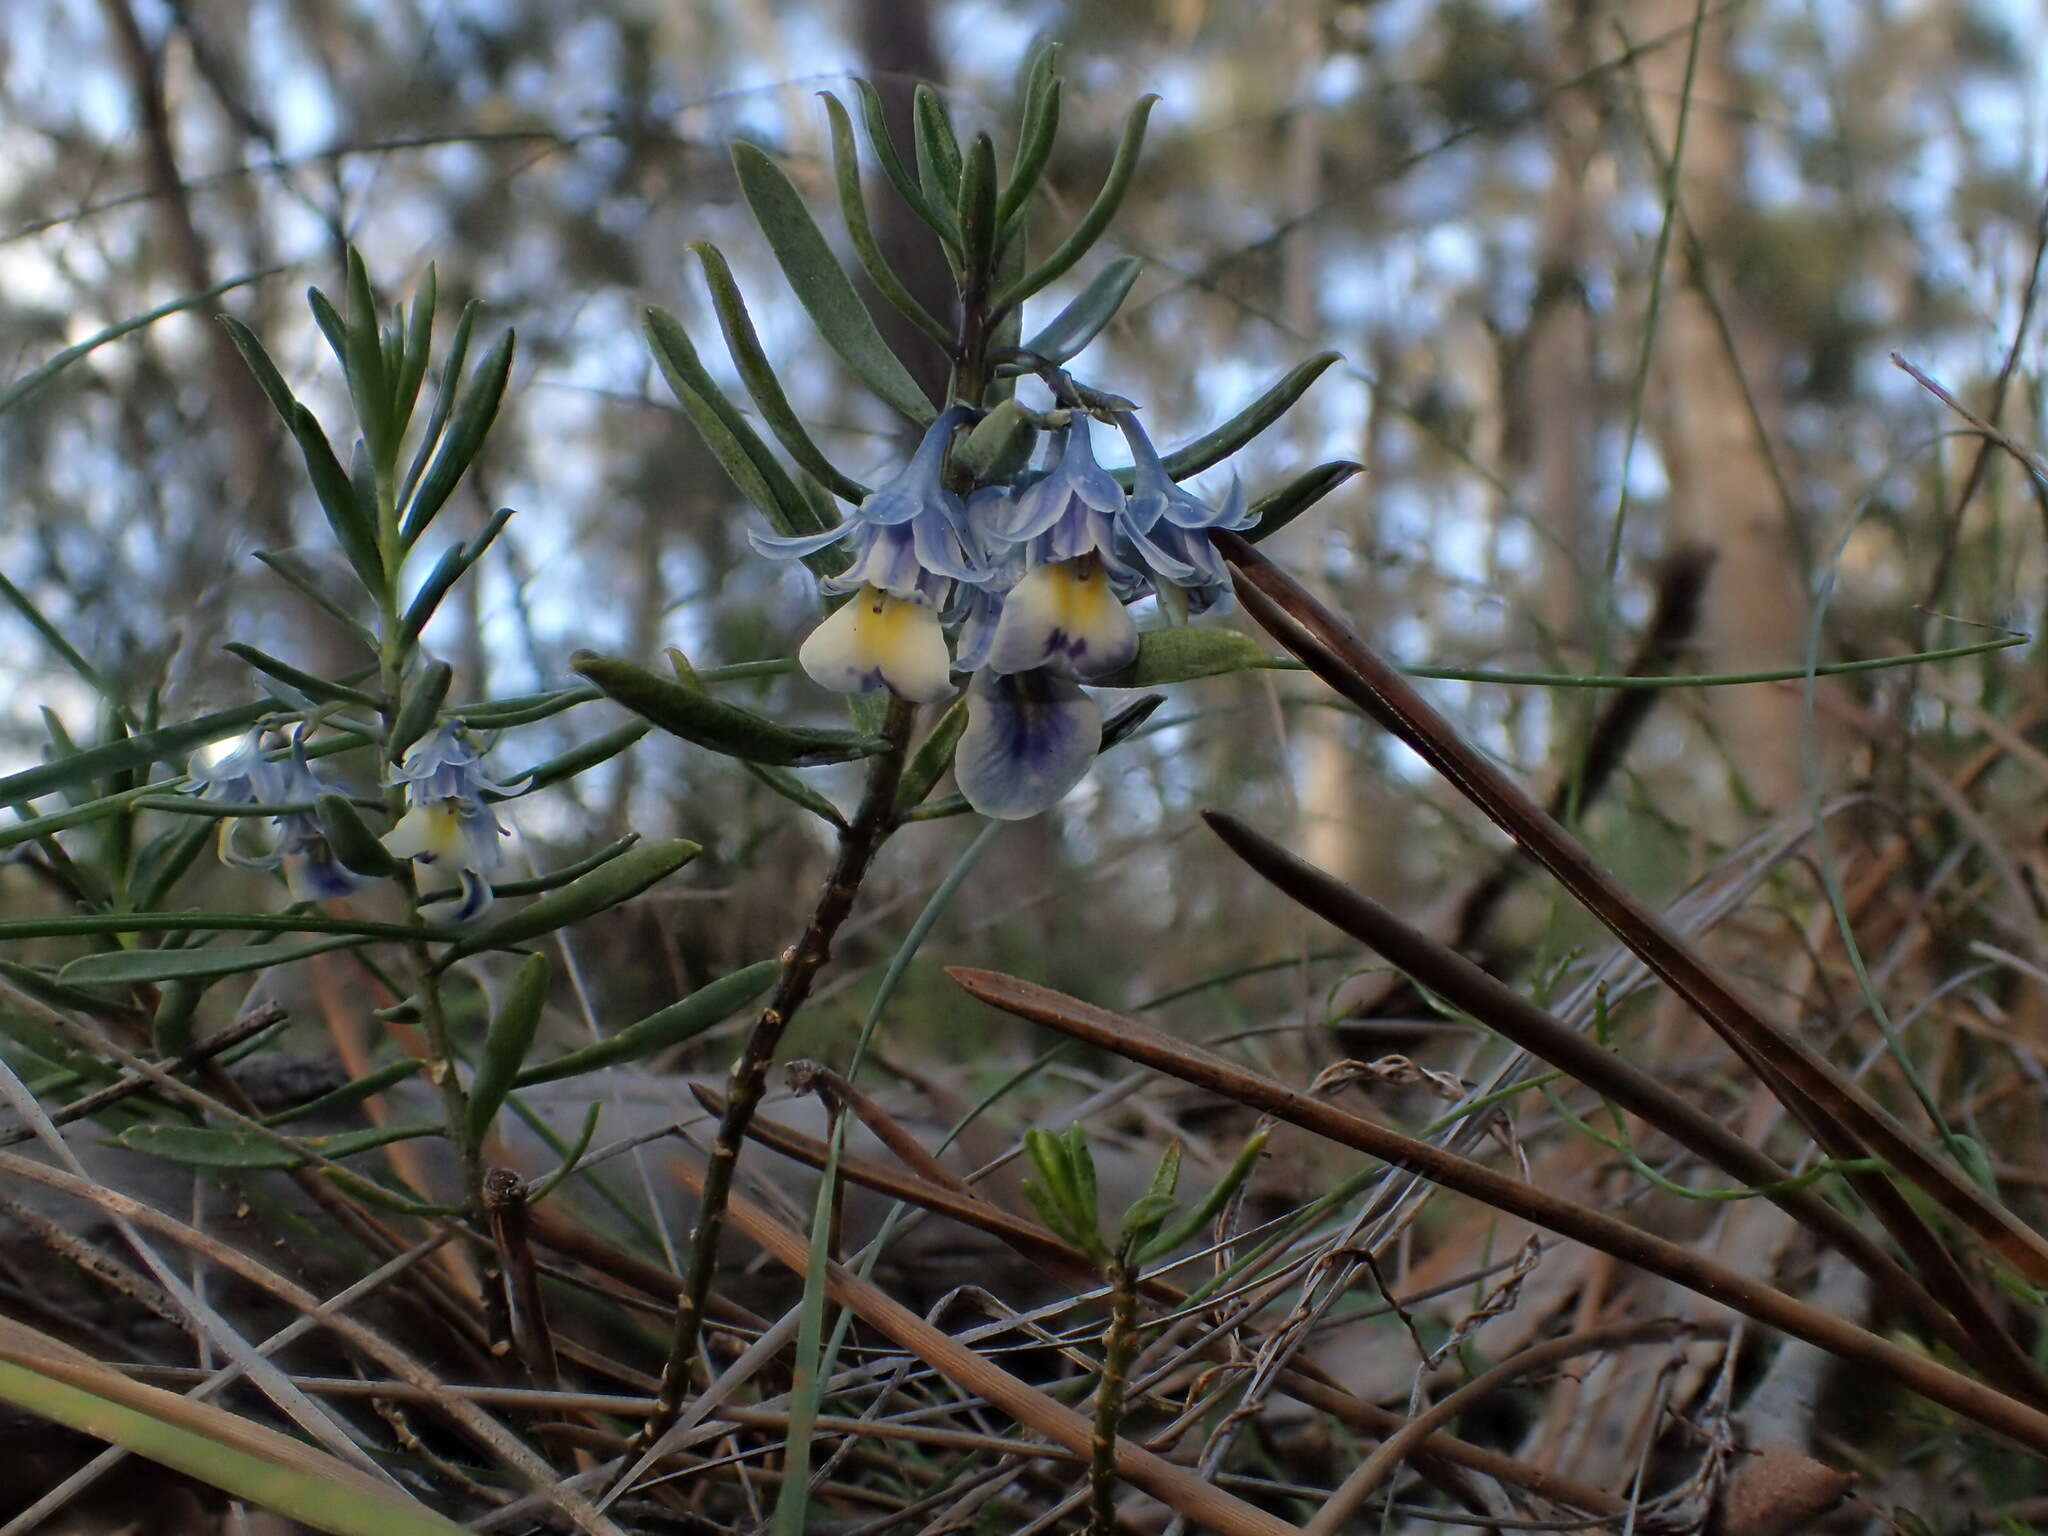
189, 720, 512, 920
755, 402, 1252, 819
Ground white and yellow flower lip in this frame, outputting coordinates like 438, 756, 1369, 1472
955, 667, 1102, 821
983, 556, 1139, 680
798, 583, 955, 703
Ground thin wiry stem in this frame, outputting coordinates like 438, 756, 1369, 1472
639, 694, 918, 1443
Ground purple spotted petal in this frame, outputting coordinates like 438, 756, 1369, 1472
955, 667, 1102, 820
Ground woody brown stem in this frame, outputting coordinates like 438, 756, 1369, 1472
639, 694, 917, 1443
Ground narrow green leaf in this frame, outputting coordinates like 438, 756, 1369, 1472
1093, 627, 1270, 688
130, 814, 220, 913
318, 1165, 460, 1217
1101, 693, 1166, 751
505, 722, 649, 799
1019, 256, 1142, 364
0, 1353, 466, 1536
400, 506, 514, 645
116, 1121, 438, 1171
526, 1102, 603, 1203
263, 1058, 424, 1127
395, 264, 437, 434
61, 936, 366, 987
387, 662, 454, 761
1065, 1124, 1099, 1224
571, 652, 887, 767
641, 307, 838, 570
341, 248, 394, 472
217, 314, 299, 428
399, 300, 477, 509
0, 705, 262, 808
315, 794, 400, 879
994, 95, 1158, 311
223, 644, 380, 710
512, 959, 778, 1087
467, 952, 549, 1141
998, 69, 1061, 228
438, 838, 701, 965
852, 77, 962, 252
305, 286, 350, 377
913, 85, 964, 213
401, 329, 513, 542
691, 243, 870, 504
150, 980, 202, 1057
895, 697, 968, 811
286, 403, 384, 588
742, 760, 848, 828
1, 270, 277, 417
1146, 1141, 1184, 1203
488, 836, 638, 899
820, 92, 951, 347
0, 569, 134, 730
0, 958, 128, 1023
1117, 1192, 1179, 1249
730, 141, 937, 424
957, 132, 999, 278
1138, 1130, 1269, 1262
1243, 460, 1366, 544
1127, 353, 1343, 485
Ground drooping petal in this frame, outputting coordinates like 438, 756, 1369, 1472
749, 522, 855, 560
418, 866, 494, 924
281, 836, 368, 902
909, 501, 984, 583
798, 584, 955, 702
856, 406, 973, 525
984, 558, 1139, 679
822, 521, 930, 598
1057, 416, 1127, 512
951, 585, 1005, 674
955, 667, 1102, 821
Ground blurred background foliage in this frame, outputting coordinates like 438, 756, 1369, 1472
0, 0, 2043, 1119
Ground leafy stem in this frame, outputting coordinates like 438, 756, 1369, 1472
1086, 1251, 1141, 1536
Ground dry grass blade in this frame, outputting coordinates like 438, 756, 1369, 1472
1303, 1319, 1696, 1536
1200, 808, 2017, 1379
0, 1151, 626, 1536
666, 1152, 1308, 1536
1218, 532, 2048, 1294
945, 965, 2048, 1457
694, 1085, 1634, 1518
0, 1318, 464, 1536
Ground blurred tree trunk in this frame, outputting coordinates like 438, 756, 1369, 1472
1286, 0, 1384, 897
1526, 0, 1600, 646
1640, 1, 1806, 811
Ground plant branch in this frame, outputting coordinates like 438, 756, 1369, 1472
641, 694, 918, 1442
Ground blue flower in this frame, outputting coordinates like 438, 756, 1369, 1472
977, 419, 1142, 679
1112, 412, 1251, 614
270, 747, 373, 902
188, 729, 287, 807
954, 667, 1102, 822
190, 731, 368, 902
754, 407, 984, 702
382, 722, 513, 922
